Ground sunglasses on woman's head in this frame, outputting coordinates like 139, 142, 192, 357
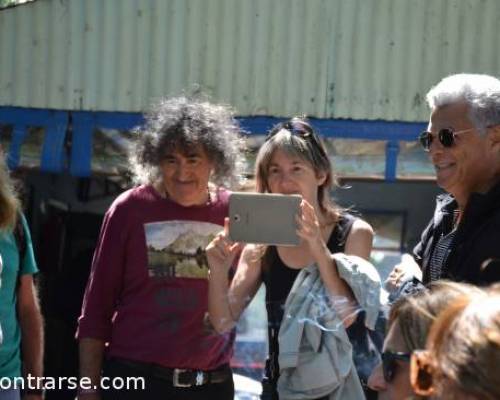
418, 127, 475, 151
267, 120, 327, 156
410, 350, 436, 396
381, 351, 411, 382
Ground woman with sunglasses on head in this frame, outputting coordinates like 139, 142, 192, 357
386, 73, 500, 292
410, 285, 500, 400
367, 280, 483, 400
207, 118, 375, 399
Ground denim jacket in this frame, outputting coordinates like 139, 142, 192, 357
277, 254, 382, 400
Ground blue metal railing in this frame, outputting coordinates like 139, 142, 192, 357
0, 106, 426, 180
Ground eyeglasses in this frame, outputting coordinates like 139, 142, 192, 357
267, 120, 327, 157
410, 350, 436, 396
381, 351, 411, 382
418, 127, 475, 151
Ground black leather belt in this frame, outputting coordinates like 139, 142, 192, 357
108, 357, 231, 387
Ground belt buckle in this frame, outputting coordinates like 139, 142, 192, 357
172, 369, 191, 388
195, 371, 205, 386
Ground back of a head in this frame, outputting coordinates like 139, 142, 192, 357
426, 73, 500, 134
427, 290, 500, 400
389, 281, 482, 352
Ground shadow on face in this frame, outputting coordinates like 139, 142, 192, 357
367, 322, 413, 400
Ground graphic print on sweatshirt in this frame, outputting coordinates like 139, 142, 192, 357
144, 220, 220, 279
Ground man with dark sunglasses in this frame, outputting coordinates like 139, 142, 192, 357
388, 73, 500, 288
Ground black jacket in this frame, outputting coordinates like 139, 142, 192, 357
413, 181, 500, 285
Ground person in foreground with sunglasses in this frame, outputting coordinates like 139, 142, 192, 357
206, 118, 375, 399
387, 73, 500, 290
367, 280, 483, 400
411, 285, 500, 399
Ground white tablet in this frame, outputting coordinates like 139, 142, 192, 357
228, 192, 302, 246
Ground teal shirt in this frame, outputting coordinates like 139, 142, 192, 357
0, 214, 38, 378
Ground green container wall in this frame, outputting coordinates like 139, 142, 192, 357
1, 0, 499, 120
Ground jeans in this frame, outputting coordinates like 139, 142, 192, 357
0, 388, 20, 400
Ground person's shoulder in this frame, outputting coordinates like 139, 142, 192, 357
111, 185, 155, 208
350, 218, 374, 237
339, 211, 373, 233
106, 185, 157, 220
17, 212, 29, 231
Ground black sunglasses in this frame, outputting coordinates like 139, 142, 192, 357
382, 351, 411, 382
418, 127, 475, 151
267, 120, 327, 156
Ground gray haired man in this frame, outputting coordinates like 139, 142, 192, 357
388, 73, 500, 288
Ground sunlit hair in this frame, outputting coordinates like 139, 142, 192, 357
426, 288, 500, 400
388, 281, 482, 352
254, 117, 340, 221
128, 95, 247, 188
426, 73, 500, 135
0, 149, 20, 230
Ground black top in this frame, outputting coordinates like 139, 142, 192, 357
414, 180, 500, 285
261, 213, 355, 380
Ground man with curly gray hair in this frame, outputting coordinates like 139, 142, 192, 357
77, 96, 246, 400
387, 73, 500, 289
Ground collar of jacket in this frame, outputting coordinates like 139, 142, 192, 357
461, 179, 500, 227
434, 179, 500, 234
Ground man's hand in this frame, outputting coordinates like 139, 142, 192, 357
385, 253, 422, 292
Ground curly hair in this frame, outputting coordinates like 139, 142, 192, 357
128, 96, 247, 188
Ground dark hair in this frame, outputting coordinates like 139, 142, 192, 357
129, 95, 247, 188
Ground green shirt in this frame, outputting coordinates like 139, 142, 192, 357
0, 214, 38, 378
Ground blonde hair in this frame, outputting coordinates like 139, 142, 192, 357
426, 287, 500, 400
388, 281, 482, 352
0, 149, 20, 230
